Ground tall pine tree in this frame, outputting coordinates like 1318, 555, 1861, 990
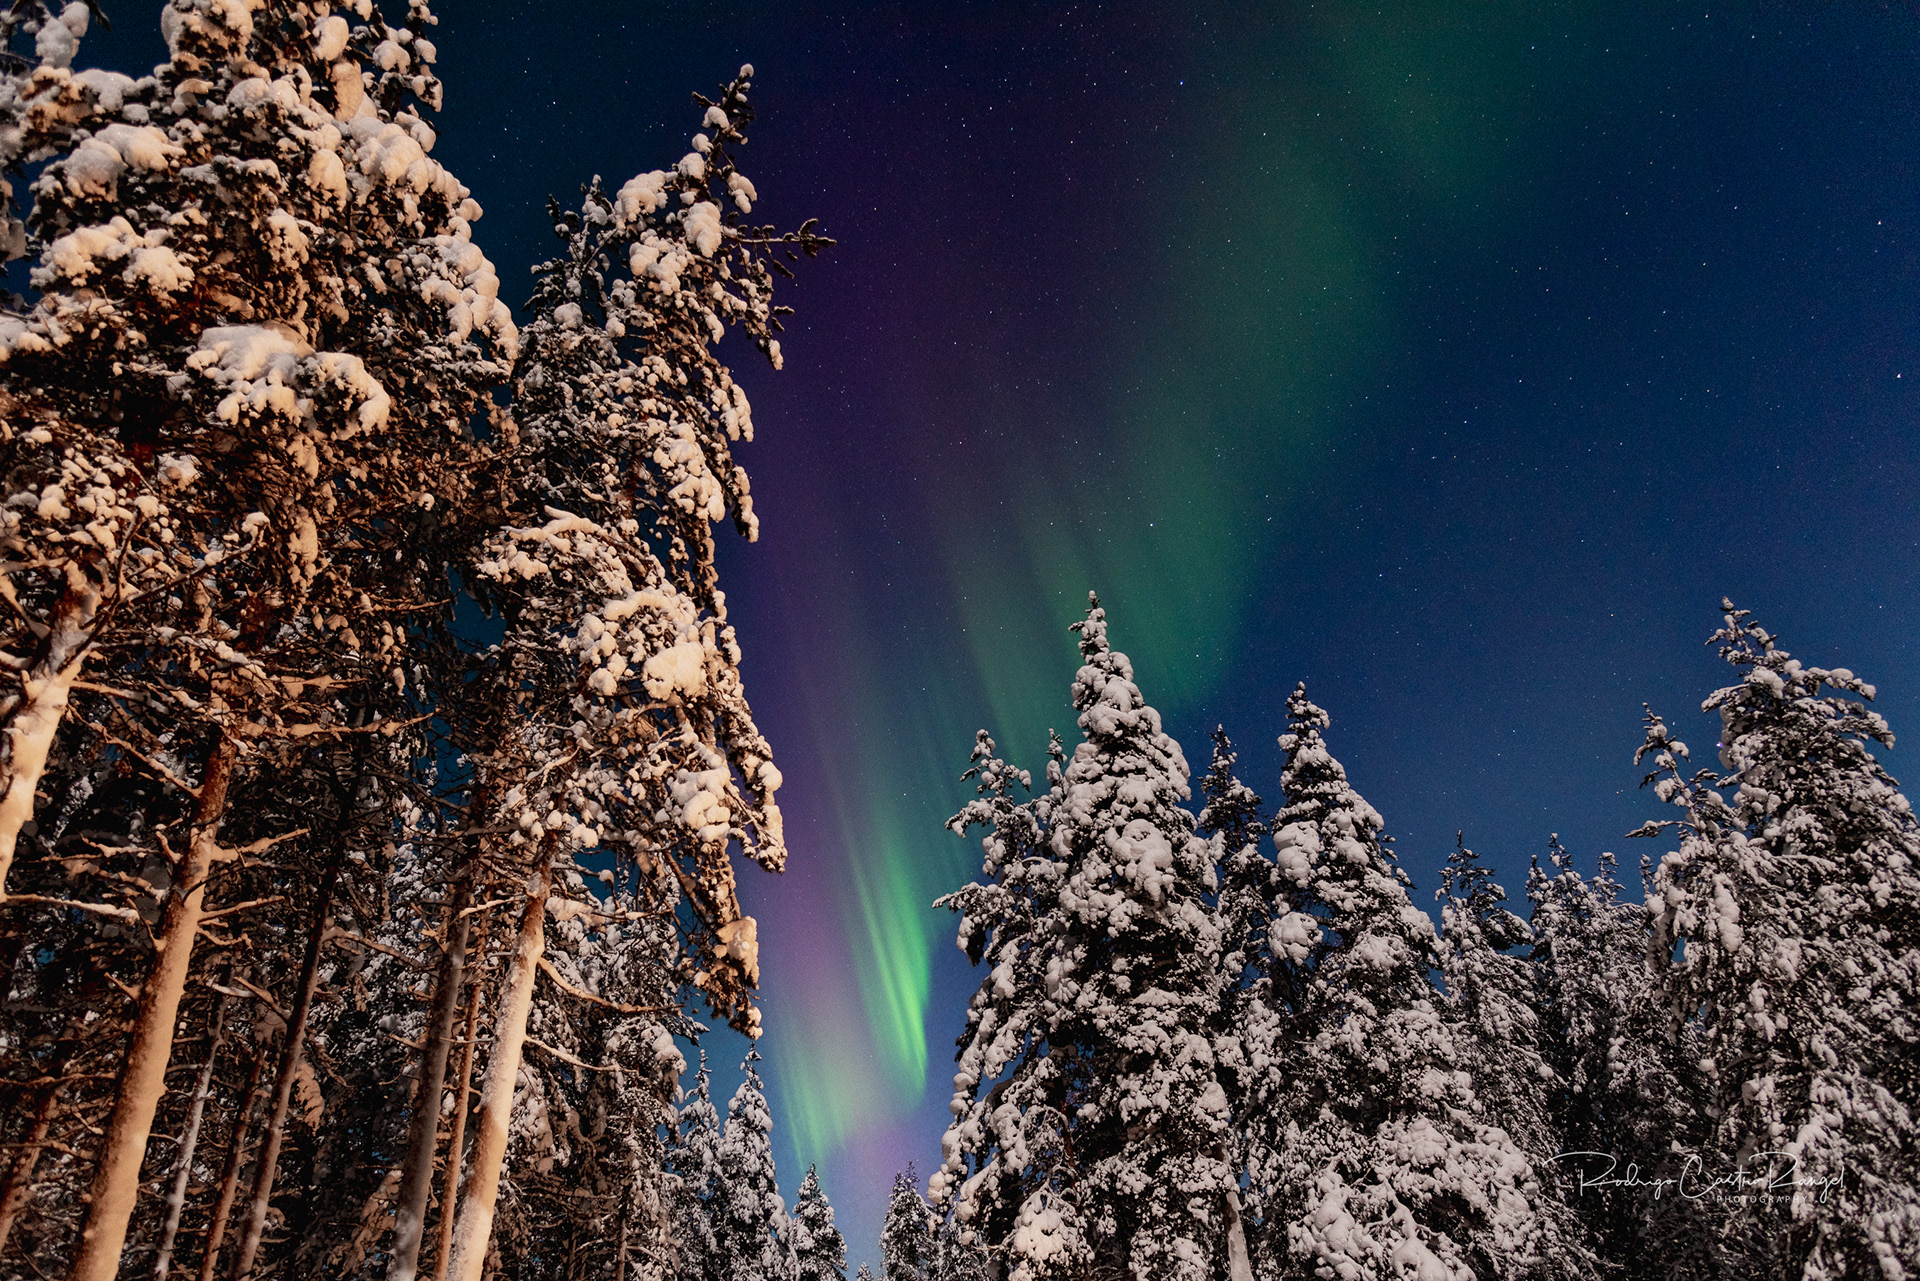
787, 1166, 847, 1281
1637, 602, 1920, 1279
933, 594, 1234, 1281
715, 1051, 791, 1281
879, 1167, 936, 1281
1267, 685, 1559, 1281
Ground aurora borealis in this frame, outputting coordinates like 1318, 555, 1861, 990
76, 0, 1920, 1260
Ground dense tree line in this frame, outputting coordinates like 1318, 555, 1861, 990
907, 594, 1918, 1281
0, 2, 832, 1278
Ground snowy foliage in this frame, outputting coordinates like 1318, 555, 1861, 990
715, 1051, 793, 1281
1262, 686, 1563, 1281
934, 594, 1235, 1280
1637, 602, 1920, 1279
880, 1167, 937, 1281
1527, 838, 1720, 1280
1437, 837, 1594, 1276
0, 8, 822, 1277
669, 1058, 730, 1281
463, 67, 823, 1036
788, 1165, 848, 1281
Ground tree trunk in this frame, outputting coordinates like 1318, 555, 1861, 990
431, 916, 489, 1281
67, 735, 236, 1281
386, 882, 472, 1281
0, 1079, 60, 1256
0, 576, 98, 899
228, 859, 339, 1281
194, 1054, 265, 1281
445, 860, 550, 1281
1216, 1141, 1253, 1281
153, 998, 229, 1279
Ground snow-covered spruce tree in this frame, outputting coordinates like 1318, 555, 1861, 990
442, 67, 822, 1280
1635, 602, 1920, 1280
932, 1214, 991, 1281
670, 1056, 730, 1281
879, 1167, 937, 1281
1526, 838, 1723, 1281
932, 594, 1234, 1281
713, 1051, 791, 1281
1436, 836, 1594, 1276
1269, 685, 1559, 1281
1193, 727, 1276, 1281
0, 1, 156, 898
0, 2, 513, 1276
856, 1266, 876, 1281
787, 1166, 847, 1281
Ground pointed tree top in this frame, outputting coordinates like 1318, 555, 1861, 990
1069, 589, 1109, 660
1283, 682, 1331, 740
1198, 725, 1265, 849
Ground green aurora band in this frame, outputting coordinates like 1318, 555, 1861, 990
764, 0, 1629, 1178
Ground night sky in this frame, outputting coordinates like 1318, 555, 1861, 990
79, 0, 1920, 1265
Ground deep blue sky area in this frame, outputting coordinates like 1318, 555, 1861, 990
72, 2, 1920, 1265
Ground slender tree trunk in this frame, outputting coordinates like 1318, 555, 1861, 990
1215, 1141, 1253, 1281
386, 882, 472, 1281
0, 1079, 60, 1256
194, 1054, 265, 1281
0, 577, 98, 899
228, 859, 339, 1281
445, 860, 551, 1281
67, 735, 236, 1281
153, 998, 229, 1279
431, 915, 488, 1281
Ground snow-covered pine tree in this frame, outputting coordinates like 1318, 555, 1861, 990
0, 3, 513, 1276
932, 1213, 991, 1281
1526, 838, 1721, 1281
932, 594, 1234, 1281
1436, 835, 1593, 1276
879, 1167, 937, 1281
668, 1056, 728, 1281
0, 1, 155, 900
472, 59, 823, 1018
714, 1051, 791, 1281
1194, 727, 1273, 1281
444, 68, 822, 1279
787, 1166, 847, 1281
856, 1265, 877, 1281
1270, 685, 1559, 1281
1635, 602, 1920, 1279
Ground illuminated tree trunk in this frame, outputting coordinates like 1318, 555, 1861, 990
153, 999, 229, 1279
431, 918, 488, 1281
229, 860, 339, 1281
446, 860, 551, 1281
68, 735, 236, 1281
0, 576, 97, 899
387, 884, 472, 1281
1217, 1142, 1253, 1281
194, 1055, 265, 1281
